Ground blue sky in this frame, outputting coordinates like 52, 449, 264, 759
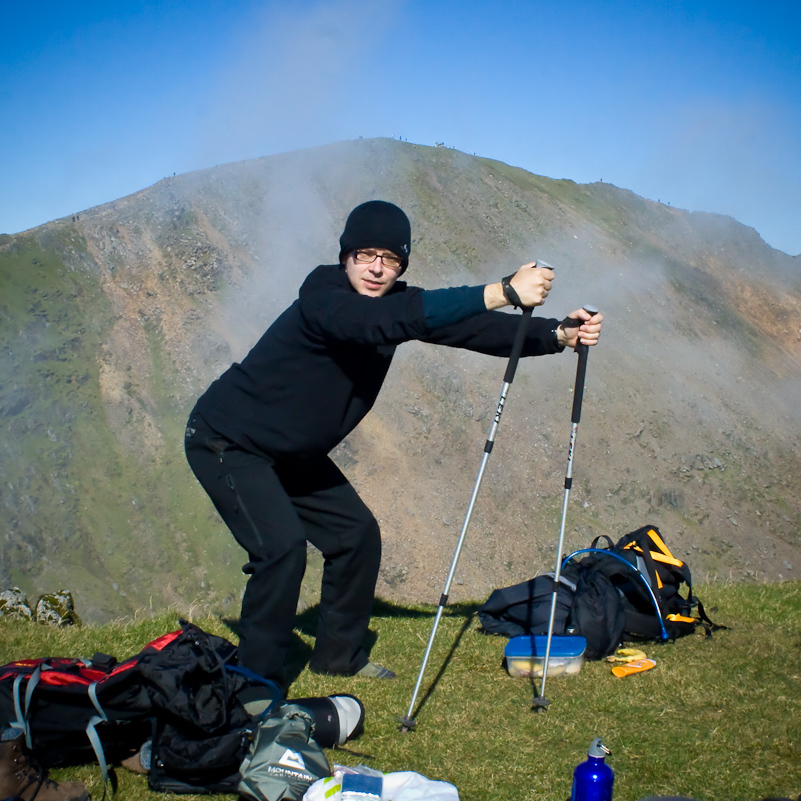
2, 0, 799, 255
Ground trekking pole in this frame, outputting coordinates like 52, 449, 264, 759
532, 304, 598, 713
399, 274, 547, 733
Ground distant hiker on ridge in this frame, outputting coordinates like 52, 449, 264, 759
184, 200, 603, 690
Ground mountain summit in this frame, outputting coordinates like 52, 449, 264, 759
1, 138, 799, 622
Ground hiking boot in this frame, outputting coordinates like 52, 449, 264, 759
0, 731, 90, 801
354, 662, 396, 679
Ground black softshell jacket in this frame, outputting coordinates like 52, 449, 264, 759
194, 264, 562, 458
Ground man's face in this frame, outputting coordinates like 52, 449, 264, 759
343, 248, 403, 297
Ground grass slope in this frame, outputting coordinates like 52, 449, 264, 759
2, 581, 799, 801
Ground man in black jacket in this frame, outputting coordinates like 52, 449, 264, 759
185, 200, 603, 689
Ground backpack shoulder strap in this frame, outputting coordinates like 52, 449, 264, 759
614, 528, 665, 600
615, 525, 665, 555
618, 527, 695, 605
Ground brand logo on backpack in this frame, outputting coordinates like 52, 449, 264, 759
278, 749, 306, 771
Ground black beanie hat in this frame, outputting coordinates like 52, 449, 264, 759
339, 200, 411, 271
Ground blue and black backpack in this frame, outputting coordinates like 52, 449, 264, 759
479, 525, 725, 660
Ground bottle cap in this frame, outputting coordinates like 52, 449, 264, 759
588, 737, 611, 758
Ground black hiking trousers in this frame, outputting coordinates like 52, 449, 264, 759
184, 413, 381, 689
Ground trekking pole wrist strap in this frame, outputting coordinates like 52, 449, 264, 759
501, 274, 525, 309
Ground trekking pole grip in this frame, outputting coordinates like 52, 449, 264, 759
571, 343, 588, 423
502, 260, 556, 383
570, 304, 597, 424
503, 307, 532, 384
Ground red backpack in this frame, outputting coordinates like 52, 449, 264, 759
1, 620, 362, 795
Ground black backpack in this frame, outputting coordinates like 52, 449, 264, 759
479, 525, 724, 661
563, 525, 724, 651
477, 568, 624, 661
477, 573, 577, 638
0, 620, 358, 794
0, 621, 258, 789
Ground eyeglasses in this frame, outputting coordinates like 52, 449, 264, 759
352, 249, 403, 270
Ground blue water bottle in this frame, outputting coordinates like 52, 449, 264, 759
571, 737, 614, 801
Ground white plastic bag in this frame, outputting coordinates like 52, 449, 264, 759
382, 771, 460, 800
303, 765, 459, 801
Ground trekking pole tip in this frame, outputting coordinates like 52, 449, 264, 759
397, 715, 417, 733
531, 695, 551, 713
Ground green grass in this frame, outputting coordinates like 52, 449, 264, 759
2, 581, 800, 801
